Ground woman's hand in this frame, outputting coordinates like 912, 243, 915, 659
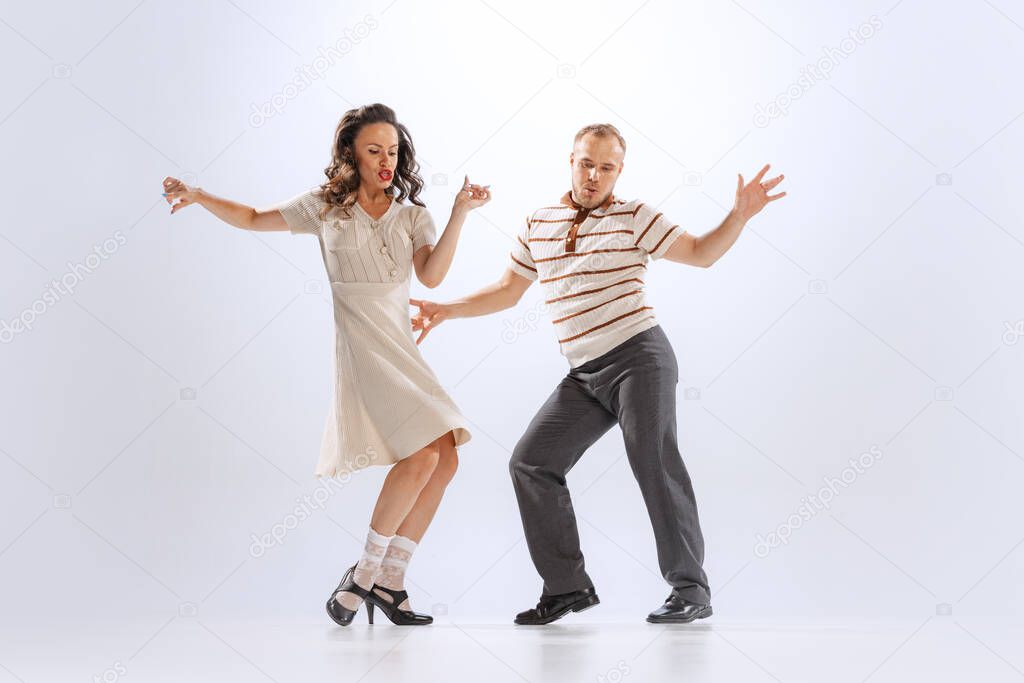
452, 175, 491, 215
733, 164, 786, 222
409, 298, 451, 344
162, 176, 203, 214
416, 177, 491, 289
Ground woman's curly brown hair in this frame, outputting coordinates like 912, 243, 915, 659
318, 103, 424, 219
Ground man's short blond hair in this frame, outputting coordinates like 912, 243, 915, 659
574, 123, 626, 153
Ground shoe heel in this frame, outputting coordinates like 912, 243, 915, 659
366, 600, 375, 625
572, 594, 600, 612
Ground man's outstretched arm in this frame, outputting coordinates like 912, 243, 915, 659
663, 163, 786, 268
410, 266, 533, 344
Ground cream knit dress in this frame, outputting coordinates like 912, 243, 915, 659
275, 188, 472, 478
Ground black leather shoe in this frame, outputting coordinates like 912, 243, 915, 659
514, 587, 600, 625
646, 589, 712, 624
325, 564, 372, 626
366, 584, 433, 625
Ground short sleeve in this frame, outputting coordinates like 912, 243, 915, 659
410, 207, 436, 252
509, 215, 539, 281
633, 202, 681, 260
273, 188, 325, 236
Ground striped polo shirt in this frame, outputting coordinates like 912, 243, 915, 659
509, 191, 683, 367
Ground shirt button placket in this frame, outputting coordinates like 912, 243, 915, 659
386, 247, 397, 278
377, 231, 397, 280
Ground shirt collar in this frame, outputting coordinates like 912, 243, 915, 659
352, 196, 398, 224
560, 190, 616, 212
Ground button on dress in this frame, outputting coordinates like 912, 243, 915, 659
275, 188, 472, 478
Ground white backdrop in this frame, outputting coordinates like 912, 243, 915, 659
2, 0, 1023, 652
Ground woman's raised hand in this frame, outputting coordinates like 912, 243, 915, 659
162, 176, 201, 214
453, 175, 492, 214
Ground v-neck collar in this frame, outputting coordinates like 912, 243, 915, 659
353, 195, 397, 223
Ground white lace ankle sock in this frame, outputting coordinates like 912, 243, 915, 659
374, 535, 418, 610
337, 526, 393, 611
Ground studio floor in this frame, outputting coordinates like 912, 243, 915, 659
3, 615, 1023, 682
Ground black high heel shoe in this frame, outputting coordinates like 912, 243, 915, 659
365, 584, 433, 625
326, 564, 375, 626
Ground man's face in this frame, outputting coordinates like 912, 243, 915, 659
569, 133, 624, 209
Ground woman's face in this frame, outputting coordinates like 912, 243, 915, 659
352, 122, 399, 192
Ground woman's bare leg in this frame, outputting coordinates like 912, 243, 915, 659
373, 432, 459, 609
394, 431, 459, 542
369, 441, 442, 534
336, 441, 440, 610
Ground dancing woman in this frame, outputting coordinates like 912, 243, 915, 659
161, 103, 490, 626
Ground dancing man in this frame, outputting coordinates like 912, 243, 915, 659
411, 123, 786, 624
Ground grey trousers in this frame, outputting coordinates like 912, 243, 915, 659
509, 325, 711, 603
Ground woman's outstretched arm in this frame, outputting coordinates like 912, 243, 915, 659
412, 176, 490, 288
162, 176, 289, 232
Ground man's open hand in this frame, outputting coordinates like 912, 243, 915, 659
734, 164, 786, 222
410, 298, 450, 345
